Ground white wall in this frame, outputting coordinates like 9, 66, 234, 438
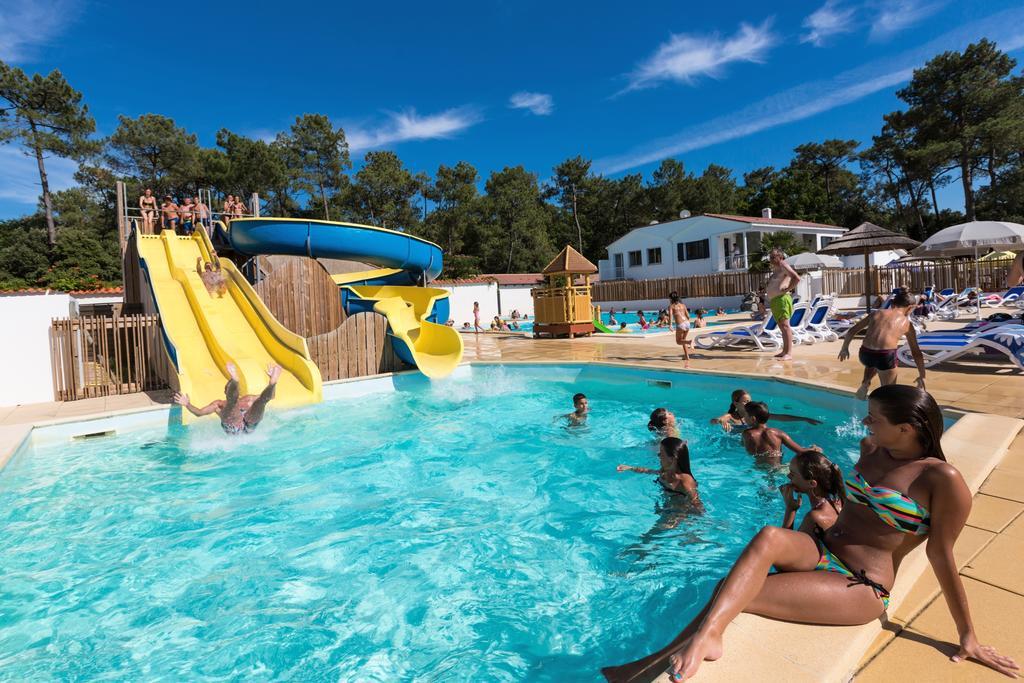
0, 292, 73, 406
596, 295, 743, 313
439, 283, 537, 325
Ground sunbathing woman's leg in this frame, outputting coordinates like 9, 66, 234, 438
603, 526, 883, 683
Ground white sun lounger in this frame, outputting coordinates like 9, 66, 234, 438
897, 324, 1024, 370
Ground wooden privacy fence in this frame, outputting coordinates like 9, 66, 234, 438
822, 258, 1016, 297
50, 315, 166, 401
593, 270, 763, 302
306, 312, 403, 381
593, 257, 1017, 303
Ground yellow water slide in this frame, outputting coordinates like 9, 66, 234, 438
137, 228, 321, 422
335, 280, 464, 379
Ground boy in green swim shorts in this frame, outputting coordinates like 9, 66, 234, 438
765, 248, 800, 360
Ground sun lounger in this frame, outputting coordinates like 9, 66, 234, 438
804, 302, 839, 342
897, 324, 1024, 370
982, 285, 1024, 308
693, 312, 780, 350
933, 287, 980, 320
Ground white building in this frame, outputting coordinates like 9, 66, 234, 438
597, 210, 847, 281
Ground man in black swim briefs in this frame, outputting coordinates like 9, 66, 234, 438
838, 288, 926, 399
174, 362, 281, 433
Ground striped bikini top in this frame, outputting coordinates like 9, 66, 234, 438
844, 470, 930, 535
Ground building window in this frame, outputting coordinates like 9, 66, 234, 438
685, 239, 710, 261
628, 250, 642, 267
820, 236, 834, 249
677, 243, 686, 262
647, 247, 662, 265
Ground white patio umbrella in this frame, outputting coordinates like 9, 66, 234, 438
784, 252, 844, 271
912, 221, 1024, 319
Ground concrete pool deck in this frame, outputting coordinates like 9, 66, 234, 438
1, 312, 1022, 680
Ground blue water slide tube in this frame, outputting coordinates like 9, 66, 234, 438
228, 218, 443, 285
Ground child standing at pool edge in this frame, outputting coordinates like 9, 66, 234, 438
669, 292, 691, 367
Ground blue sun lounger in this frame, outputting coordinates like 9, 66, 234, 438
897, 324, 1024, 370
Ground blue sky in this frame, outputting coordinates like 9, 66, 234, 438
2, 0, 1024, 219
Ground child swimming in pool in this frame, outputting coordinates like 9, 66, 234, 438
648, 407, 681, 438
616, 322, 630, 333
780, 449, 844, 534
609, 310, 619, 326
560, 392, 589, 426
711, 388, 822, 432
617, 437, 704, 512
741, 401, 817, 462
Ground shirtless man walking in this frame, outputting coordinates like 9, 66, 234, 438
837, 288, 927, 399
765, 248, 800, 360
173, 362, 281, 434
139, 188, 157, 233
669, 291, 691, 366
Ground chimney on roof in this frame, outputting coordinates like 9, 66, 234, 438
761, 207, 772, 220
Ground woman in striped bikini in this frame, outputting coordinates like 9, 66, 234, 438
603, 384, 1018, 682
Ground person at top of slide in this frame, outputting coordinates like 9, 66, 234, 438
765, 248, 801, 361
838, 288, 926, 400
139, 188, 157, 233
669, 292, 691, 367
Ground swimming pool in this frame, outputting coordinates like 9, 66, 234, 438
0, 364, 875, 680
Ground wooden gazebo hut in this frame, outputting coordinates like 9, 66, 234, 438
532, 245, 598, 338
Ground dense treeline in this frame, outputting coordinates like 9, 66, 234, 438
1, 39, 1023, 289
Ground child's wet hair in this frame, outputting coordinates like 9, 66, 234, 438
731, 388, 749, 402
792, 450, 845, 501
660, 437, 693, 477
573, 392, 586, 403
648, 408, 670, 432
746, 401, 770, 424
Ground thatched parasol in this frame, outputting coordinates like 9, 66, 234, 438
818, 222, 921, 311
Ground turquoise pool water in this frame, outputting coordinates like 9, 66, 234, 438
0, 365, 874, 681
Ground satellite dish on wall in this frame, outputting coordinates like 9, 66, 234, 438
649, 220, 659, 225
680, 210, 691, 218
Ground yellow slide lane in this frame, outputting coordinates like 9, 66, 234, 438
137, 228, 321, 422
372, 296, 464, 379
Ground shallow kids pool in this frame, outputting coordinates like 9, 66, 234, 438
0, 364, 876, 680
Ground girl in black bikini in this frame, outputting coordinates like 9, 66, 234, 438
617, 437, 704, 512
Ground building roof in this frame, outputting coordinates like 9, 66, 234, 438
434, 273, 543, 286
703, 213, 841, 230
542, 245, 598, 275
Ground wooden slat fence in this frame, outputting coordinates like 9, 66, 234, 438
50, 315, 166, 401
593, 270, 763, 302
306, 312, 403, 380
822, 258, 1016, 297
254, 256, 346, 337
593, 258, 1016, 302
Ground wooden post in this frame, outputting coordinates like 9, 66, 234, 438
116, 181, 128, 254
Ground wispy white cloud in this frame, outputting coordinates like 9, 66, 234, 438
595, 6, 1024, 174
509, 91, 554, 116
0, 0, 80, 62
0, 146, 77, 204
869, 0, 946, 41
623, 19, 776, 92
801, 1, 857, 46
345, 107, 482, 152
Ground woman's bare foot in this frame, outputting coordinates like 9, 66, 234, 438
267, 364, 282, 384
774, 354, 793, 361
667, 629, 724, 681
